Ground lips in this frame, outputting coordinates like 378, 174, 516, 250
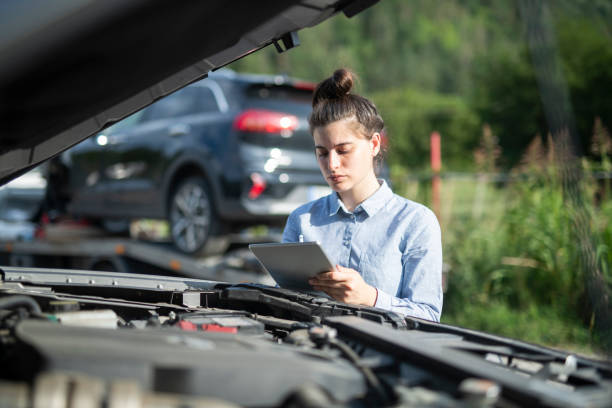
328, 175, 346, 183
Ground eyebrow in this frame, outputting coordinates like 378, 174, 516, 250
314, 142, 353, 149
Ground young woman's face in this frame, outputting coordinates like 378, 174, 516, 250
313, 118, 380, 194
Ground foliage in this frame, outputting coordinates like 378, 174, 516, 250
469, 48, 546, 167
230, 0, 612, 172
469, 11, 612, 167
441, 302, 592, 353
371, 86, 479, 170
474, 124, 501, 173
230, 0, 509, 95
441, 160, 612, 352
558, 16, 612, 157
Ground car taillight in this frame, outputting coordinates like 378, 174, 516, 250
293, 81, 316, 91
233, 109, 298, 133
248, 172, 266, 199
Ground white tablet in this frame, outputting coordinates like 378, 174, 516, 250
249, 241, 336, 292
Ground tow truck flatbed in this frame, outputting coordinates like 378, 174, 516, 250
0, 234, 275, 285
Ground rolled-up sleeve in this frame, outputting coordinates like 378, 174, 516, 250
375, 209, 443, 322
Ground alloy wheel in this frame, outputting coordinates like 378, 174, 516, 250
170, 178, 212, 253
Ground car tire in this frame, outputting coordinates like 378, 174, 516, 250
169, 176, 228, 256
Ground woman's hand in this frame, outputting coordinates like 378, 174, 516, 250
309, 265, 377, 306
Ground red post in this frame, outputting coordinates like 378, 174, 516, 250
430, 131, 441, 220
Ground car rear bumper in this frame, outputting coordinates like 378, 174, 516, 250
242, 184, 331, 215
215, 182, 330, 224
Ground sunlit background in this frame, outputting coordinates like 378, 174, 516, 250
230, 0, 612, 356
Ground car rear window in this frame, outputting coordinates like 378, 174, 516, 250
144, 87, 203, 120
243, 85, 312, 118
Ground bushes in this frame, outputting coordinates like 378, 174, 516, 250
441, 163, 612, 353
442, 302, 592, 352
470, 14, 612, 168
371, 86, 480, 170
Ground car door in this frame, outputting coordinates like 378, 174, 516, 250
66, 111, 145, 216
101, 86, 208, 217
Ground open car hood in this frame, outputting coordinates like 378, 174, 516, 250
0, 0, 378, 185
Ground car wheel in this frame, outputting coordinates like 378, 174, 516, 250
169, 176, 227, 256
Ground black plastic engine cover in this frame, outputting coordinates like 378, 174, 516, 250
15, 320, 365, 406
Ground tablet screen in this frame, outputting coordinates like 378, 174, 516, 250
249, 242, 335, 291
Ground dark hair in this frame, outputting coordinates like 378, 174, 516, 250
309, 68, 384, 139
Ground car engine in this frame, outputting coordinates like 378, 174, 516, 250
1, 267, 611, 408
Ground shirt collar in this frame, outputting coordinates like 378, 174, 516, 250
327, 180, 392, 217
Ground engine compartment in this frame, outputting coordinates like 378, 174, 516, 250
1, 267, 611, 408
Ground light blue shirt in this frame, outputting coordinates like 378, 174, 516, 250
282, 180, 443, 321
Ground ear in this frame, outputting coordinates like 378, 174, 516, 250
370, 132, 381, 157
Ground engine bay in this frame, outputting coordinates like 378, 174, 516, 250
1, 267, 611, 408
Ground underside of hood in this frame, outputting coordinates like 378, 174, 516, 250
0, 0, 379, 185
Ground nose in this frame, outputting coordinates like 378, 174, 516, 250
327, 150, 340, 170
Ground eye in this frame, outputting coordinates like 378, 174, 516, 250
316, 150, 328, 158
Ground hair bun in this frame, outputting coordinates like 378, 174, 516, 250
312, 68, 354, 107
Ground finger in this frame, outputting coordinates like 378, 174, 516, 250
335, 264, 350, 273
310, 280, 348, 289
316, 270, 349, 282
314, 271, 337, 281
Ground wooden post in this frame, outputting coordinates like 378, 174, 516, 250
430, 131, 441, 220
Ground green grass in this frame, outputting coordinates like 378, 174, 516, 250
441, 302, 598, 357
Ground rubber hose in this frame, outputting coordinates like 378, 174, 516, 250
0, 295, 42, 314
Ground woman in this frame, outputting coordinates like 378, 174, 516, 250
282, 68, 443, 322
